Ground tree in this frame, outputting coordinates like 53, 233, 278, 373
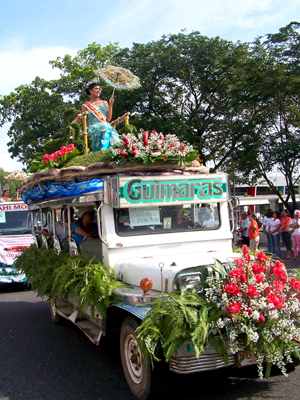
113, 32, 250, 167
229, 22, 300, 211
0, 77, 69, 167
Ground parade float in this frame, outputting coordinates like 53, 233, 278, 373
14, 67, 300, 400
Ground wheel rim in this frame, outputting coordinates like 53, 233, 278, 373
124, 333, 143, 384
50, 299, 57, 318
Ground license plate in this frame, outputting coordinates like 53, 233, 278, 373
237, 349, 257, 366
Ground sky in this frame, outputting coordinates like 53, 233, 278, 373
0, 0, 299, 171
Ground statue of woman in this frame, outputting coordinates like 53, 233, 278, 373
82, 83, 119, 151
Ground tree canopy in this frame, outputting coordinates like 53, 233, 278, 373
1, 23, 300, 210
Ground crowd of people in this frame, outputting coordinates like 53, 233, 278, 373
237, 208, 300, 260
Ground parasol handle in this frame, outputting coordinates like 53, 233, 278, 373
83, 114, 88, 154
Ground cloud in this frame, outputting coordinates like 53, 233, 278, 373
95, 0, 299, 46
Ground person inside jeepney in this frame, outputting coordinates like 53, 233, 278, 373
81, 83, 119, 152
74, 207, 98, 243
202, 212, 218, 228
41, 208, 74, 242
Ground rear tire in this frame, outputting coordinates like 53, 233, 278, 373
49, 298, 63, 325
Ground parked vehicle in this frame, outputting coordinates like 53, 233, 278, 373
0, 201, 35, 285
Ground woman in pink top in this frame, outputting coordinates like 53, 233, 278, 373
279, 209, 292, 259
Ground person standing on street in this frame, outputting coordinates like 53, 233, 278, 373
237, 212, 251, 247
263, 209, 274, 253
268, 211, 281, 258
249, 213, 260, 254
289, 210, 300, 260
279, 209, 292, 259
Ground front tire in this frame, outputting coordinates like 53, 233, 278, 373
120, 317, 152, 400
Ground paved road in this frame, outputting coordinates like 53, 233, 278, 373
1, 286, 300, 400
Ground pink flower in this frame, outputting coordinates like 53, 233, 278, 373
226, 302, 242, 317
255, 274, 264, 283
228, 268, 246, 282
274, 268, 287, 283
132, 151, 137, 156
225, 281, 242, 297
252, 263, 266, 274
255, 251, 268, 264
289, 278, 300, 293
267, 293, 285, 309
247, 286, 259, 297
247, 308, 253, 314
242, 245, 250, 258
66, 144, 75, 152
273, 280, 285, 293
235, 258, 245, 269
43, 154, 51, 163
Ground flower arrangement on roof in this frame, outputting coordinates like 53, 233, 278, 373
109, 130, 199, 166
29, 144, 80, 173
205, 245, 300, 378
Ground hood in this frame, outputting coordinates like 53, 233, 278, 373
114, 249, 237, 292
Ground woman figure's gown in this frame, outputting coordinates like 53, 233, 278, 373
86, 103, 119, 151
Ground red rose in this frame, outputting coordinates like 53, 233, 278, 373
252, 264, 266, 274
289, 278, 300, 293
273, 280, 285, 293
226, 302, 242, 317
259, 315, 265, 323
255, 274, 264, 283
228, 268, 246, 282
255, 251, 268, 264
247, 286, 259, 297
235, 258, 246, 269
225, 281, 242, 297
267, 293, 285, 309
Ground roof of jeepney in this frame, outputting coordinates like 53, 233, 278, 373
19, 160, 212, 206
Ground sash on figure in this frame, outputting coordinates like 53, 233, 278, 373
84, 102, 106, 124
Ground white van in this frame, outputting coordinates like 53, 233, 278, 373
0, 201, 35, 285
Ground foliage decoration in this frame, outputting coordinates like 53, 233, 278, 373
13, 245, 122, 318
136, 290, 226, 366
106, 130, 199, 166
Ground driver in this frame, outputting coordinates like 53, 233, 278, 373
74, 207, 98, 243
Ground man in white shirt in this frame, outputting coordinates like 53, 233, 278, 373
238, 212, 251, 246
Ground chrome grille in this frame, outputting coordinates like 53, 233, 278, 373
169, 352, 236, 374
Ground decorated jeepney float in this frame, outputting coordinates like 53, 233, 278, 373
15, 77, 300, 398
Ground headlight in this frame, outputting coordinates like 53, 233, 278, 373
177, 273, 204, 293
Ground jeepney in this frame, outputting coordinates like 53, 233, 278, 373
25, 169, 241, 399
0, 201, 35, 286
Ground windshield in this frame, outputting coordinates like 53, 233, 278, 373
115, 203, 220, 236
0, 210, 30, 234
